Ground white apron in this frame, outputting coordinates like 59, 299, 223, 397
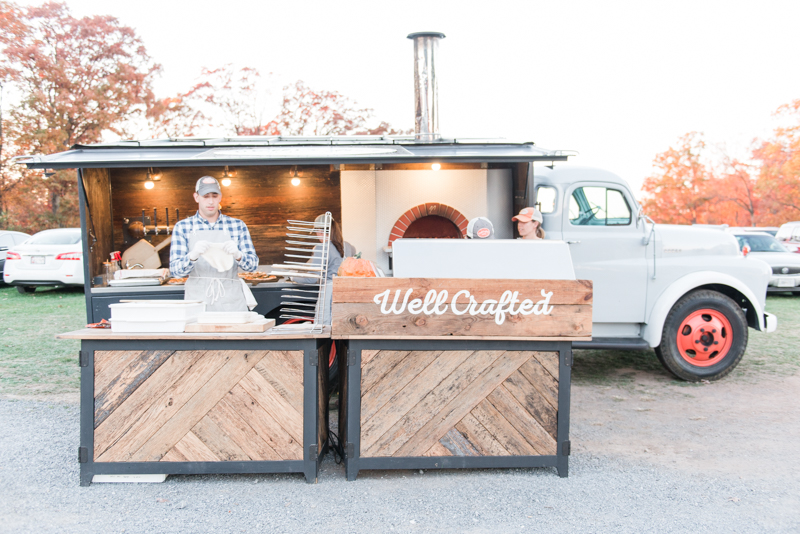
185, 229, 249, 312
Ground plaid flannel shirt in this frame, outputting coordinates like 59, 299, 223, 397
169, 212, 258, 277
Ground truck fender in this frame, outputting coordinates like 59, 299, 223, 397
641, 271, 766, 348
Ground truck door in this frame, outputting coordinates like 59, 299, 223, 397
562, 183, 647, 324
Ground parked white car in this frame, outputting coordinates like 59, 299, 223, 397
4, 228, 84, 293
0, 230, 31, 284
535, 166, 776, 382
729, 231, 800, 294
775, 221, 800, 253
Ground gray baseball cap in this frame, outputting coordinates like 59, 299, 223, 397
195, 176, 222, 196
467, 217, 495, 239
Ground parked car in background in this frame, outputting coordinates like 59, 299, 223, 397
0, 230, 31, 284
729, 231, 800, 294
776, 221, 800, 253
3, 228, 84, 293
727, 226, 779, 237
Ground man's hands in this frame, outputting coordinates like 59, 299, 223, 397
222, 240, 243, 261
188, 240, 210, 261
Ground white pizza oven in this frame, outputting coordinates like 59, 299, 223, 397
340, 167, 513, 273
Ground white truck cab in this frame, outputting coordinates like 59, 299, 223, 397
535, 165, 777, 381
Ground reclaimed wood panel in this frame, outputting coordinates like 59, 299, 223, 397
95, 350, 209, 459
224, 385, 302, 460
332, 278, 592, 338
361, 350, 482, 456
455, 414, 510, 457
240, 367, 304, 445
94, 349, 305, 463
502, 371, 557, 439
94, 350, 174, 428
333, 278, 593, 305
206, 399, 281, 462
334, 302, 591, 338
360, 351, 441, 424
173, 431, 219, 462
95, 350, 147, 393
109, 165, 341, 267
487, 386, 557, 454
82, 167, 113, 280
360, 350, 559, 458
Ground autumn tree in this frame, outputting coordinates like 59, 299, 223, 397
0, 1, 160, 231
641, 133, 716, 224
267, 80, 409, 136
753, 98, 800, 226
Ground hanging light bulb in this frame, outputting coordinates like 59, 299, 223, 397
221, 166, 233, 187
431, 163, 441, 171
290, 166, 301, 186
144, 168, 156, 189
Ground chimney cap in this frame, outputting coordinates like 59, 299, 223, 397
407, 32, 446, 40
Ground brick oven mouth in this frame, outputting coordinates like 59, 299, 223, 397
388, 203, 469, 248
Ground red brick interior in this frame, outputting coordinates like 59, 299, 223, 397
388, 203, 468, 246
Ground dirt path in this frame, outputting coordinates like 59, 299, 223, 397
572, 369, 800, 485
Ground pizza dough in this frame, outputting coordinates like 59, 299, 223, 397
201, 242, 235, 272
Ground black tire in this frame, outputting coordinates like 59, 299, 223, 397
655, 290, 748, 382
16, 285, 35, 294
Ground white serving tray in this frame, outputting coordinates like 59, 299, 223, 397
108, 278, 163, 287
109, 317, 197, 333
109, 300, 206, 322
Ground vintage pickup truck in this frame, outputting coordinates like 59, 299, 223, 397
534, 165, 777, 381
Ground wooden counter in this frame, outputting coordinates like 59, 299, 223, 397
64, 328, 330, 485
332, 278, 589, 480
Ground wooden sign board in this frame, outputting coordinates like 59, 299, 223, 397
331, 278, 592, 340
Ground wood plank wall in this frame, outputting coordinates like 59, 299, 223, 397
109, 165, 342, 267
82, 168, 114, 279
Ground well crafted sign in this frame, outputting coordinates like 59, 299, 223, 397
372, 288, 555, 325
331, 278, 593, 339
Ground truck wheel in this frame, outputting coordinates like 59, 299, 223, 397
655, 290, 747, 382
16, 286, 36, 294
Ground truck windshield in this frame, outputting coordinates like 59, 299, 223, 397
735, 234, 788, 253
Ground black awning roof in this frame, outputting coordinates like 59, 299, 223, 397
16, 136, 574, 169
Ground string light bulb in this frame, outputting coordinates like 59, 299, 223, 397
221, 166, 233, 187
144, 167, 159, 189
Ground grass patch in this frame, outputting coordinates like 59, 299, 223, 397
0, 285, 798, 396
0, 285, 86, 398
573, 295, 800, 385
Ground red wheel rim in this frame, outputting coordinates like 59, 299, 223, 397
676, 309, 734, 367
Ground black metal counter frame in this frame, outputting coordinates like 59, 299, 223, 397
76, 336, 329, 486
339, 338, 572, 481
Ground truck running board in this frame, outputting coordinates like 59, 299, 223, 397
573, 337, 651, 351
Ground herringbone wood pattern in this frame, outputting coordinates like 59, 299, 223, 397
360, 350, 558, 457
93, 350, 304, 462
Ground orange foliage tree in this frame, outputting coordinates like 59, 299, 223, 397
267, 80, 409, 136
641, 133, 716, 224
753, 98, 800, 226
0, 1, 159, 232
163, 67, 410, 138
641, 133, 761, 226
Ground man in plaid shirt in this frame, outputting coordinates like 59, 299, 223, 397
169, 176, 258, 277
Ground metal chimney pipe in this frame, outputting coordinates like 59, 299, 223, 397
407, 32, 445, 142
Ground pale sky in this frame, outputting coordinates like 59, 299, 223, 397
13, 0, 800, 195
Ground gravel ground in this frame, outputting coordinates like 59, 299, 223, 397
3, 397, 798, 534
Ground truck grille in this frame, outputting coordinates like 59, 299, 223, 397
772, 266, 800, 275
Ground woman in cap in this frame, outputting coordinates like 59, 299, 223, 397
512, 207, 545, 240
